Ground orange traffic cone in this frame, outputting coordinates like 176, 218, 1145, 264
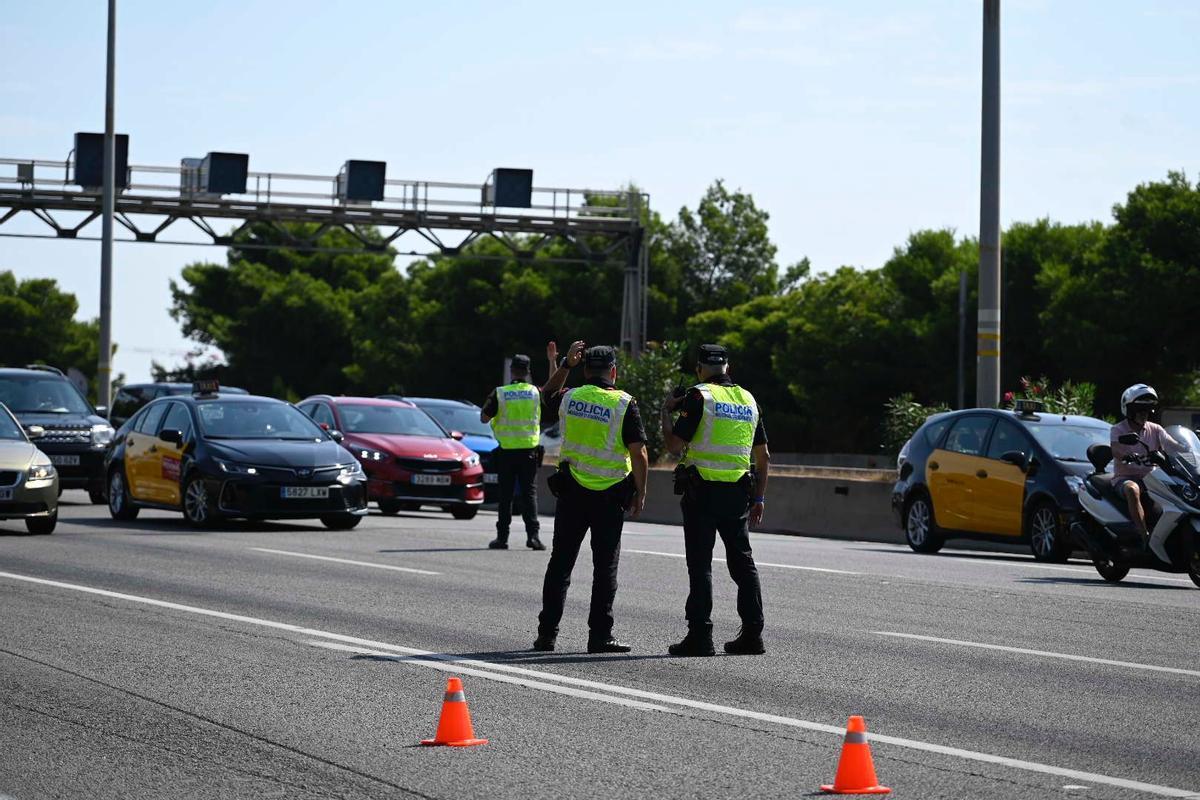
820, 715, 891, 794
420, 677, 488, 747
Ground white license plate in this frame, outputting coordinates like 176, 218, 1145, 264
0, 488, 11, 501
280, 486, 330, 499
483, 473, 499, 484
49, 455, 80, 466
412, 474, 452, 486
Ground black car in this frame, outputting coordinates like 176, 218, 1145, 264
891, 401, 1110, 561
104, 383, 367, 529
0, 365, 114, 503
110, 382, 248, 428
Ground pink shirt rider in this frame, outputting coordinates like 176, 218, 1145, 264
1110, 419, 1177, 481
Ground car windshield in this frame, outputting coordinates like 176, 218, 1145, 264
1024, 422, 1110, 463
196, 401, 325, 440
418, 405, 492, 437
0, 376, 93, 415
0, 407, 25, 441
339, 404, 446, 437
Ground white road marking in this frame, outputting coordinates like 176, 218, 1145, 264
874, 632, 1200, 678
623, 549, 861, 575
1, 570, 1195, 798
249, 548, 439, 575
867, 546, 1196, 585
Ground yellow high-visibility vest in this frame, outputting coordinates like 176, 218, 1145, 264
558, 384, 632, 491
682, 383, 758, 482
491, 382, 541, 449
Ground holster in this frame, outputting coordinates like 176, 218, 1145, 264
677, 465, 703, 498
547, 464, 572, 498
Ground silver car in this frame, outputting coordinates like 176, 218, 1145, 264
0, 402, 58, 534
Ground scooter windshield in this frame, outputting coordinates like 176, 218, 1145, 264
1165, 424, 1200, 478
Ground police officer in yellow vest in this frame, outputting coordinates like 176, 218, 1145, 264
534, 345, 649, 654
662, 344, 770, 657
480, 351, 555, 550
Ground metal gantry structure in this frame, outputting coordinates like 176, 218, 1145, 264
0, 155, 650, 378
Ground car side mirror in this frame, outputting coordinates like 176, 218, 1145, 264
999, 450, 1027, 470
26, 425, 45, 440
329, 430, 344, 443
1118, 433, 1140, 446
319, 422, 330, 431
158, 428, 184, 446
450, 430, 465, 441
94, 405, 109, 419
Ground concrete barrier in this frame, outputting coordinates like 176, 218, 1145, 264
535, 465, 904, 545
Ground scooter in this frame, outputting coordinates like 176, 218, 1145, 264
1070, 425, 1200, 588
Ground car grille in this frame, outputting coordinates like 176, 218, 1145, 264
395, 457, 461, 473
243, 465, 345, 482
36, 425, 91, 444
0, 471, 19, 487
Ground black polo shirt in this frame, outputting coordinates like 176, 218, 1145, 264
544, 378, 646, 446
671, 375, 768, 445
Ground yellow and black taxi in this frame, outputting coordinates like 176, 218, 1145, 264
892, 400, 1110, 561
103, 382, 367, 529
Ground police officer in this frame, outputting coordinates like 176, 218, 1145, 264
533, 344, 648, 654
662, 344, 769, 656
480, 350, 553, 550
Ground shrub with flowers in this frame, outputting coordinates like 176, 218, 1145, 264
1003, 375, 1096, 417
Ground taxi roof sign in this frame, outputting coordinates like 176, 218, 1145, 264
193, 379, 220, 397
1013, 398, 1045, 415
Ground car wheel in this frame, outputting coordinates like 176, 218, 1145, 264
182, 475, 216, 528
1027, 501, 1070, 562
25, 511, 57, 535
88, 488, 106, 505
321, 514, 362, 530
108, 469, 140, 521
451, 505, 478, 521
904, 493, 944, 553
1093, 555, 1129, 583
377, 500, 402, 516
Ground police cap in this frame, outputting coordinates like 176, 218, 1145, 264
510, 354, 531, 369
697, 344, 729, 365
583, 345, 617, 369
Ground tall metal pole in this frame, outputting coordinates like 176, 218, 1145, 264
97, 0, 116, 410
957, 268, 967, 409
975, 0, 1002, 408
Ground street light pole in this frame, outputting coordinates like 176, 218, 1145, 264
976, 0, 1002, 408
98, 0, 116, 409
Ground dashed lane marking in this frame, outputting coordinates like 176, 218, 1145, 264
1, 569, 1196, 798
623, 549, 862, 575
875, 632, 1200, 678
248, 548, 440, 575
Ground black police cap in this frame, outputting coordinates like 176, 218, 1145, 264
510, 354, 531, 369
583, 345, 617, 369
697, 344, 729, 365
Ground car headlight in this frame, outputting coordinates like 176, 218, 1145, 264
26, 462, 56, 487
91, 423, 115, 447
1063, 475, 1084, 494
357, 449, 387, 462
462, 453, 480, 468
338, 462, 366, 483
214, 458, 258, 475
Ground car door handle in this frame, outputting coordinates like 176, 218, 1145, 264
976, 469, 988, 479
929, 461, 939, 471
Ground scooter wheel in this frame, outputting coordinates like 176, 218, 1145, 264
1189, 550, 1200, 589
1093, 556, 1129, 583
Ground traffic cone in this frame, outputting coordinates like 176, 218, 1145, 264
420, 677, 488, 747
820, 715, 891, 794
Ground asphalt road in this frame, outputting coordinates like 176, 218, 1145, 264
1, 492, 1197, 799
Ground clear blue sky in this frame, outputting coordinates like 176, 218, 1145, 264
3, 0, 1198, 382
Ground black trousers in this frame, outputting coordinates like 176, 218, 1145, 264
537, 481, 627, 640
496, 447, 540, 539
681, 482, 764, 636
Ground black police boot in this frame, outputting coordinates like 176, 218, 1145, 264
532, 634, 556, 652
488, 537, 509, 550
723, 627, 766, 655
587, 637, 632, 654
526, 534, 546, 551
668, 632, 716, 657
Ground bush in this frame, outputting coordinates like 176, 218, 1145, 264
1003, 376, 1096, 416
883, 394, 952, 454
617, 341, 689, 464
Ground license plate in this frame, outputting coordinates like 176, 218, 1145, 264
0, 489, 11, 501
483, 473, 499, 484
280, 486, 330, 499
412, 474, 452, 486
49, 455, 80, 466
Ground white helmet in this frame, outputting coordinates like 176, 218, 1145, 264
1120, 383, 1159, 421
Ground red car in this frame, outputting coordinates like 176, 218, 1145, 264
298, 396, 484, 519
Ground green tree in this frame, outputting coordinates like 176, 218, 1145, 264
615, 341, 688, 464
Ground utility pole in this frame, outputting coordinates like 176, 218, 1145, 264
957, 268, 967, 409
976, 0, 1002, 408
97, 0, 117, 410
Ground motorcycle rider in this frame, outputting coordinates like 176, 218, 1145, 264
1110, 384, 1181, 563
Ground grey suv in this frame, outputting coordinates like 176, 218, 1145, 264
0, 366, 114, 503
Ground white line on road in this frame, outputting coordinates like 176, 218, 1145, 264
874, 632, 1200, 678
1, 569, 1195, 798
248, 548, 440, 575
624, 549, 861, 575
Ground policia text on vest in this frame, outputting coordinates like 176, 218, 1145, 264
662, 344, 770, 657
534, 344, 649, 654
